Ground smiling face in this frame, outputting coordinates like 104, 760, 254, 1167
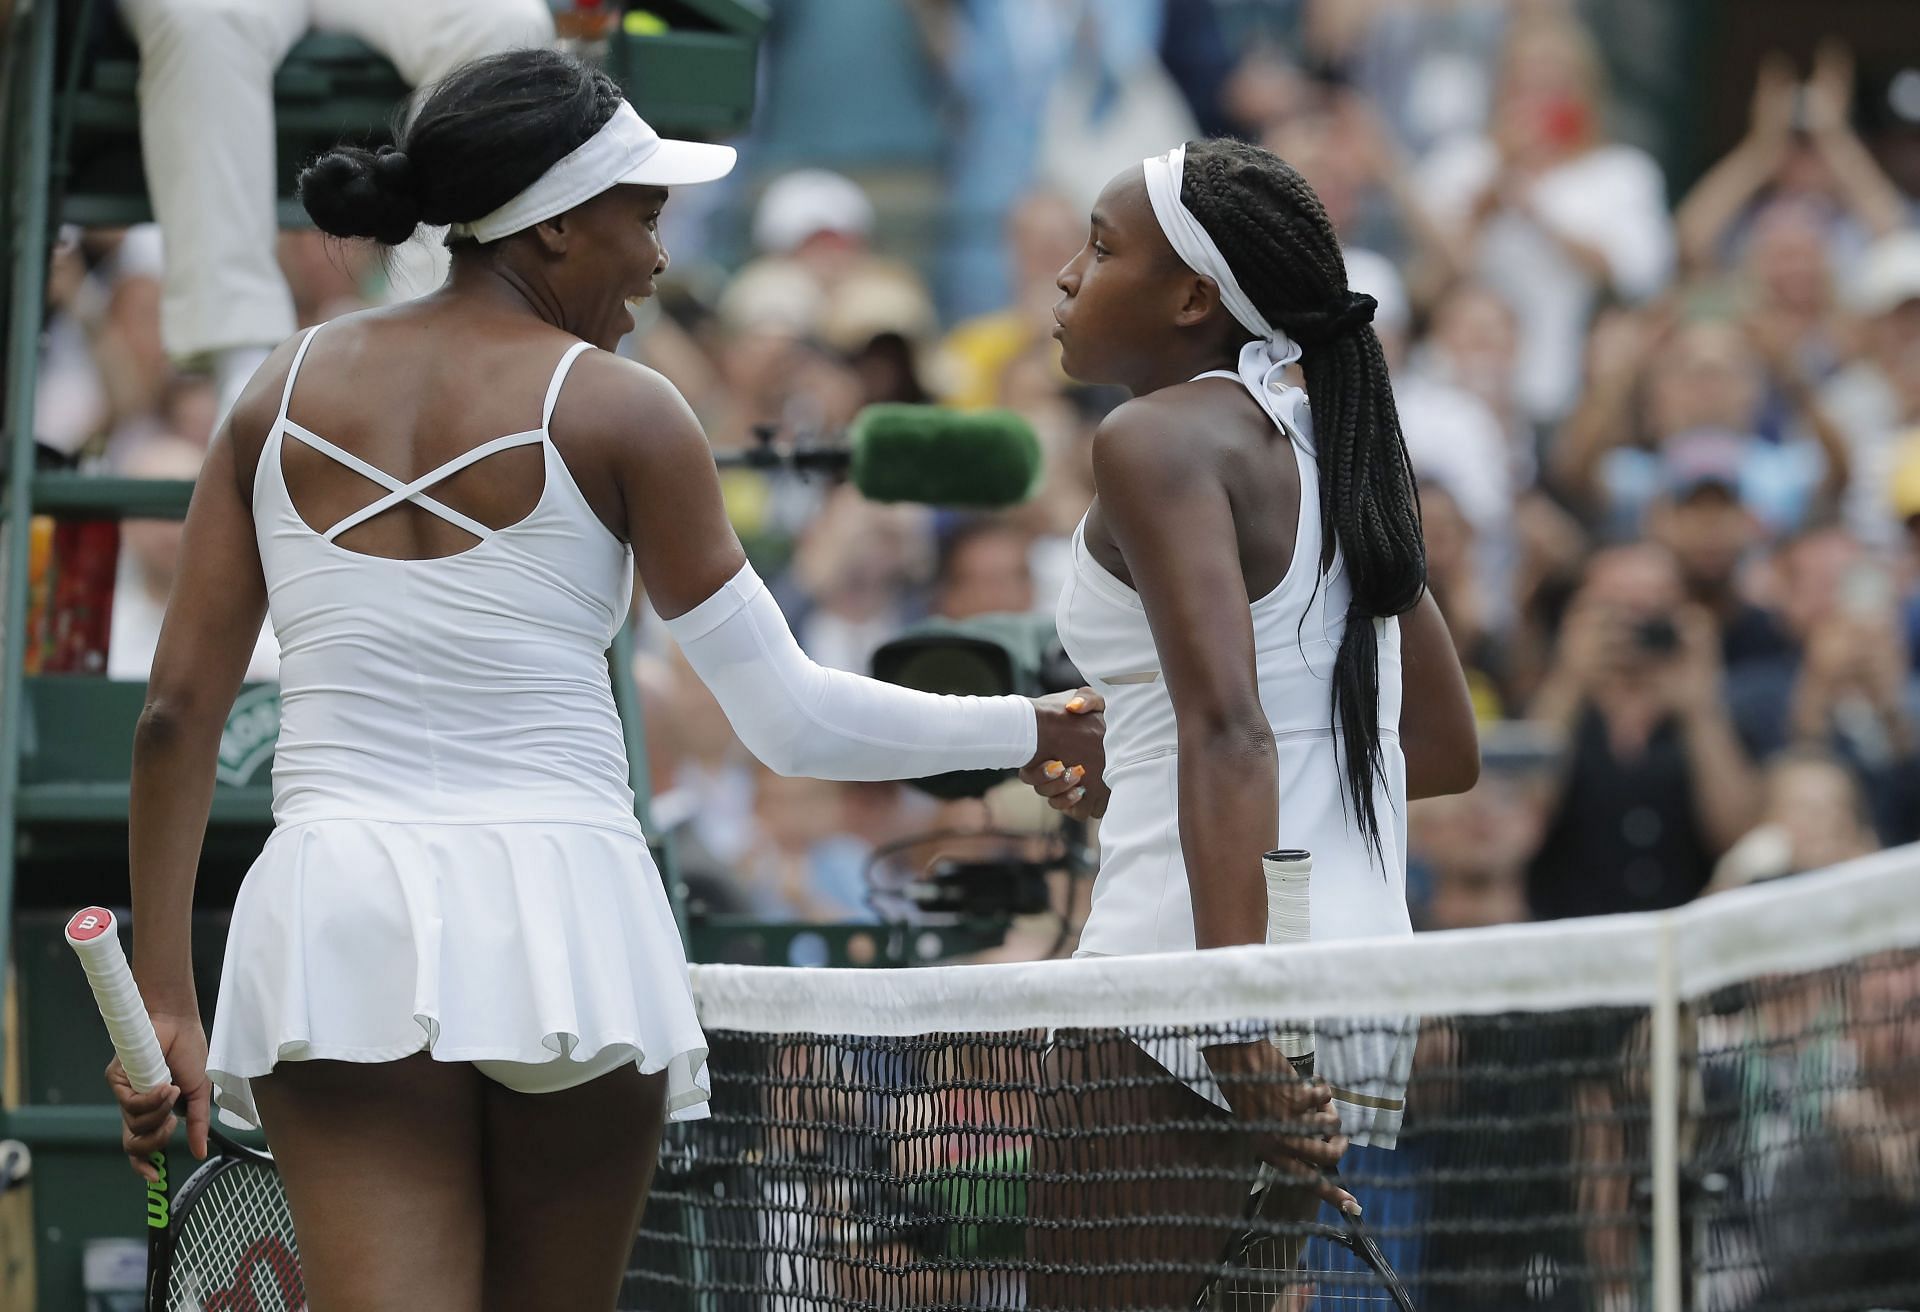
1052, 167, 1207, 387
548, 182, 672, 347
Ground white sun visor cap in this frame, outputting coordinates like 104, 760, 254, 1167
450, 101, 736, 244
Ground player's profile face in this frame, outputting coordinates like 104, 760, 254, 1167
1052, 168, 1181, 386
557, 183, 671, 346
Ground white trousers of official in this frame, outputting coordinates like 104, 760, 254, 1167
117, 0, 554, 361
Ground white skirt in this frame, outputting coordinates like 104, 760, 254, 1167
206, 816, 710, 1129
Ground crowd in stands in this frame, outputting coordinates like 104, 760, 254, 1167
36, 0, 1920, 948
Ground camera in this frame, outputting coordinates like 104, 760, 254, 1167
1633, 615, 1680, 655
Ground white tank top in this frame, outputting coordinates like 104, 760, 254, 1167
1057, 353, 1410, 956
251, 324, 638, 830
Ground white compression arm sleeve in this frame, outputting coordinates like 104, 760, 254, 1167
661, 563, 1038, 781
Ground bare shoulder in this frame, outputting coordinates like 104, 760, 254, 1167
1091, 380, 1244, 493
553, 348, 702, 447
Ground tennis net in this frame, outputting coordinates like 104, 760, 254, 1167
626, 847, 1920, 1312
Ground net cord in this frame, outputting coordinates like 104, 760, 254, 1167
689, 847, 1920, 1034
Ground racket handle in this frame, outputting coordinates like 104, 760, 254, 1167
1262, 851, 1315, 1070
65, 907, 171, 1094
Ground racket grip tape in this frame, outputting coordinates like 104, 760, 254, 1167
65, 907, 172, 1094
1262, 850, 1315, 1070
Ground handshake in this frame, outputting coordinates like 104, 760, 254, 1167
1021, 689, 1109, 822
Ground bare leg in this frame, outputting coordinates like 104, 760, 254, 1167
478, 1064, 668, 1311
251, 1055, 486, 1312
1028, 1033, 1269, 1311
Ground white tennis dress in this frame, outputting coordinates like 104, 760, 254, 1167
205, 325, 709, 1129
1056, 345, 1414, 1146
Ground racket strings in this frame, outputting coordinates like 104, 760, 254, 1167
163, 1158, 304, 1312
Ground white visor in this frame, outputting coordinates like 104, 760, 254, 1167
451, 101, 736, 244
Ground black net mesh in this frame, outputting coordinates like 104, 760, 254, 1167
627, 1012, 1650, 1311
1686, 950, 1920, 1312
123, 874, 1920, 1312
626, 948, 1920, 1312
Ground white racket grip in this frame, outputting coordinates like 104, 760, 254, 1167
65, 907, 171, 1094
1262, 851, 1315, 1069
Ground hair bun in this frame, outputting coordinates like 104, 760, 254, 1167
372, 145, 415, 190
298, 145, 424, 246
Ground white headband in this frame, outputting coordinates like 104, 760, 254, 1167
451, 101, 736, 244
1141, 143, 1302, 375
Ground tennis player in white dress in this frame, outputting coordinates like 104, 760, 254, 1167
107, 51, 1102, 1309
1023, 139, 1481, 1309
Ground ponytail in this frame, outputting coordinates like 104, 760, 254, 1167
1181, 139, 1426, 858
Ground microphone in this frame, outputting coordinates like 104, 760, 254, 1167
715, 406, 1042, 510
848, 405, 1041, 509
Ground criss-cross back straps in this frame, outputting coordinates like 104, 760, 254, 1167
274, 330, 595, 543
286, 423, 545, 542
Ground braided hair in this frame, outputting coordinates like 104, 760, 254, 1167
1180, 138, 1426, 860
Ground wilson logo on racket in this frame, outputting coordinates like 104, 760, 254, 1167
202, 1235, 301, 1312
145, 1153, 169, 1228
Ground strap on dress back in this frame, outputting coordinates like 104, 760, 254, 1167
276, 333, 595, 543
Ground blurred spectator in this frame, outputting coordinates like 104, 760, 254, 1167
35, 0, 1920, 936
1820, 231, 1920, 543
1033, 1, 1195, 211
1418, 479, 1507, 718
1408, 772, 1544, 933
1707, 746, 1880, 892
752, 169, 879, 288
1737, 201, 1849, 406
1348, 0, 1506, 159
1554, 314, 1850, 538
35, 228, 111, 461
1727, 527, 1920, 845
1407, 281, 1528, 466
932, 519, 1036, 620
1417, 11, 1674, 423
787, 488, 934, 673
1269, 80, 1465, 302
107, 438, 280, 682
738, 767, 876, 924
1643, 438, 1793, 671
1525, 545, 1761, 920
1675, 46, 1909, 280
118, 0, 552, 420
942, 190, 1083, 410
1355, 251, 1515, 632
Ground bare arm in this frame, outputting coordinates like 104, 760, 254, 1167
1094, 402, 1278, 951
570, 353, 1099, 776
1667, 608, 1762, 854
1399, 592, 1480, 799
1675, 56, 1796, 274
125, 352, 287, 1162
1805, 43, 1910, 241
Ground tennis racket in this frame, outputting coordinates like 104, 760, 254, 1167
65, 906, 305, 1312
1200, 852, 1417, 1311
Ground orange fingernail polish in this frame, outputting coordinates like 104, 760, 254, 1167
1044, 761, 1063, 778
1069, 764, 1086, 782
1067, 697, 1086, 712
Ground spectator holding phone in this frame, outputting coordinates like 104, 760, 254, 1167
1525, 545, 1761, 920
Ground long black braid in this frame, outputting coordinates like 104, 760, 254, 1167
1180, 138, 1426, 861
